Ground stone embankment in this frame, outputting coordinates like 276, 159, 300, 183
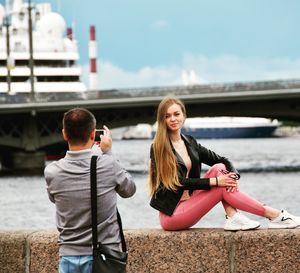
0, 229, 299, 273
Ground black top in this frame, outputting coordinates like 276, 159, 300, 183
149, 134, 239, 216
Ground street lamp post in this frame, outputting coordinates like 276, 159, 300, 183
28, 0, 35, 99
5, 15, 11, 93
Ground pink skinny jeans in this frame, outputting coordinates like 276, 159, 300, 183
159, 163, 266, 231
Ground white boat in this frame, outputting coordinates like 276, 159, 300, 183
182, 117, 281, 139
0, 0, 86, 93
122, 123, 153, 139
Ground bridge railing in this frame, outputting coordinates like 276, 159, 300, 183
1, 79, 300, 105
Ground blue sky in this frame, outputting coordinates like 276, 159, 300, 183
4, 0, 300, 89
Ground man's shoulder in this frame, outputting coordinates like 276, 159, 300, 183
44, 158, 64, 177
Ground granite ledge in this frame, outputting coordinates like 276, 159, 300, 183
0, 228, 299, 273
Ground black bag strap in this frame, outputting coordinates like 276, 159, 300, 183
90, 155, 127, 256
90, 155, 99, 253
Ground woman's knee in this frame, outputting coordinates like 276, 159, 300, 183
213, 163, 226, 170
204, 163, 226, 178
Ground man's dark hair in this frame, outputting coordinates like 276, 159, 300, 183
63, 108, 96, 144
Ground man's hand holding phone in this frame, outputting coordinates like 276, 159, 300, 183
95, 125, 112, 153
95, 129, 106, 142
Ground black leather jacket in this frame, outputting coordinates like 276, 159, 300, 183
150, 134, 239, 216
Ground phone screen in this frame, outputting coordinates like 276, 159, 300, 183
95, 129, 105, 142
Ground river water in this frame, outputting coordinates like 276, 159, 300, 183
0, 137, 300, 230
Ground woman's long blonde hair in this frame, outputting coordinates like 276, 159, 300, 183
148, 96, 186, 196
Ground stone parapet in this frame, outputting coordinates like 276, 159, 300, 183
0, 228, 299, 273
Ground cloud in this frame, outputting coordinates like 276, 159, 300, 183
82, 54, 300, 90
82, 61, 185, 89
150, 19, 169, 30
181, 54, 300, 83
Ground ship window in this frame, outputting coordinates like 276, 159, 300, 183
14, 42, 23, 52
11, 60, 76, 67
0, 76, 29, 82
36, 76, 79, 82
19, 11, 25, 21
35, 11, 40, 21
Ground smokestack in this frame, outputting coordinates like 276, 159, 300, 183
89, 25, 97, 90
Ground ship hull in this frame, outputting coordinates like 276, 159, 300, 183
181, 125, 278, 139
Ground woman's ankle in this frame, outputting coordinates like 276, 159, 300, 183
225, 207, 237, 218
264, 206, 280, 220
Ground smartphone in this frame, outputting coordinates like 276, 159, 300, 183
95, 129, 105, 142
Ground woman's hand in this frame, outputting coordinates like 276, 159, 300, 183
212, 172, 239, 192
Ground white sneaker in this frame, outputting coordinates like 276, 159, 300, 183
268, 209, 300, 229
224, 212, 260, 231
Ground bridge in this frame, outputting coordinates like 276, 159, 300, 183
1, 79, 300, 172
